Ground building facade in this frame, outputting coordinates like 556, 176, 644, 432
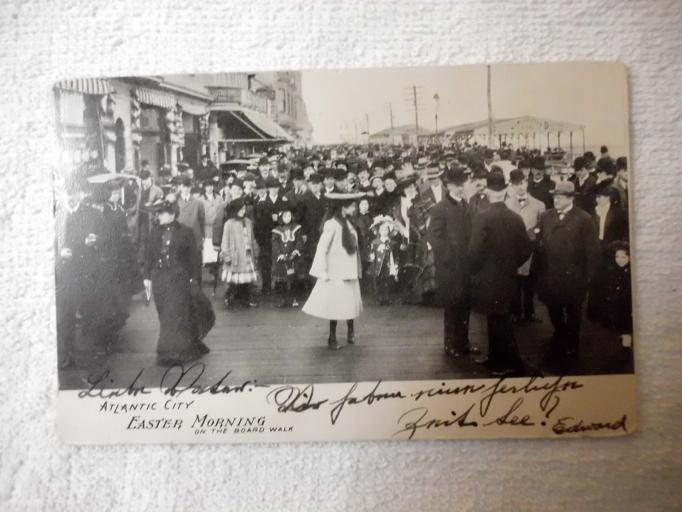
53, 72, 313, 180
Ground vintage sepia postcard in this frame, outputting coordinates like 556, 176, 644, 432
53, 62, 636, 444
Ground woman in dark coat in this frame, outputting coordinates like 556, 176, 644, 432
587, 184, 629, 323
144, 200, 211, 365
74, 186, 125, 351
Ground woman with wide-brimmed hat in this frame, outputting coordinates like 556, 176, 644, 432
302, 191, 365, 349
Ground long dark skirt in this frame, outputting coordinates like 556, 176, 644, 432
152, 267, 209, 364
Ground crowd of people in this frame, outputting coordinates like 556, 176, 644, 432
56, 141, 632, 374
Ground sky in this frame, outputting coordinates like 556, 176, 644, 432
301, 62, 629, 156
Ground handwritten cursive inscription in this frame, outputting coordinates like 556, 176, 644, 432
478, 376, 583, 417
481, 397, 535, 427
77, 368, 150, 399
393, 405, 478, 439
552, 415, 627, 435
329, 381, 406, 425
267, 384, 328, 413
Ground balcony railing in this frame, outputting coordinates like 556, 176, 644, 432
207, 86, 270, 115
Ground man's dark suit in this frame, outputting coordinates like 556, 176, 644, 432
534, 206, 601, 355
468, 202, 533, 372
528, 176, 556, 210
570, 175, 597, 213
297, 190, 326, 274
469, 192, 491, 215
427, 194, 472, 354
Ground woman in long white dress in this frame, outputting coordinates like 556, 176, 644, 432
302, 192, 364, 350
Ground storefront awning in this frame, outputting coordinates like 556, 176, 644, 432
225, 108, 294, 142
54, 78, 115, 95
135, 87, 177, 110
179, 101, 208, 116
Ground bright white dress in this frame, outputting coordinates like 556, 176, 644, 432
302, 218, 363, 320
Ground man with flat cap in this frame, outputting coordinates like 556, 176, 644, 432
533, 181, 600, 360
469, 170, 533, 376
427, 166, 478, 358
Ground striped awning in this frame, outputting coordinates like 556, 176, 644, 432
54, 78, 114, 95
135, 87, 177, 110
212, 107, 294, 142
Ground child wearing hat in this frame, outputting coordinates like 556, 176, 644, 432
220, 198, 259, 309
303, 192, 364, 349
368, 216, 400, 305
271, 206, 306, 308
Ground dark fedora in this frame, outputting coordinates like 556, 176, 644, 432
509, 168, 526, 184
397, 173, 419, 191
532, 156, 546, 171
486, 170, 507, 192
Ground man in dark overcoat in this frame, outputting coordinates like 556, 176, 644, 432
533, 181, 601, 358
569, 156, 597, 214
468, 171, 533, 376
527, 156, 555, 210
427, 166, 477, 358
297, 173, 327, 291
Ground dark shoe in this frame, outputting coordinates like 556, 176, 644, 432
450, 345, 480, 358
194, 341, 210, 356
328, 336, 341, 350
490, 368, 521, 378
347, 333, 355, 345
449, 349, 467, 358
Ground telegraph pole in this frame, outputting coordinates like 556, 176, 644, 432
365, 113, 370, 146
413, 86, 419, 147
388, 103, 394, 129
354, 120, 358, 144
487, 64, 494, 145
433, 92, 440, 144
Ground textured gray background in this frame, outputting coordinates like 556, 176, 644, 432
1, 1, 681, 510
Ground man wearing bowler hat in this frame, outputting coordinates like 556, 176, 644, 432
427, 166, 478, 358
527, 156, 555, 210
570, 156, 597, 214
469, 170, 533, 376
533, 180, 600, 360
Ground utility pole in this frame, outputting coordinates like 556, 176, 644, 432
413, 85, 419, 147
433, 92, 440, 145
388, 103, 394, 129
354, 120, 358, 144
365, 113, 370, 146
487, 64, 494, 146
